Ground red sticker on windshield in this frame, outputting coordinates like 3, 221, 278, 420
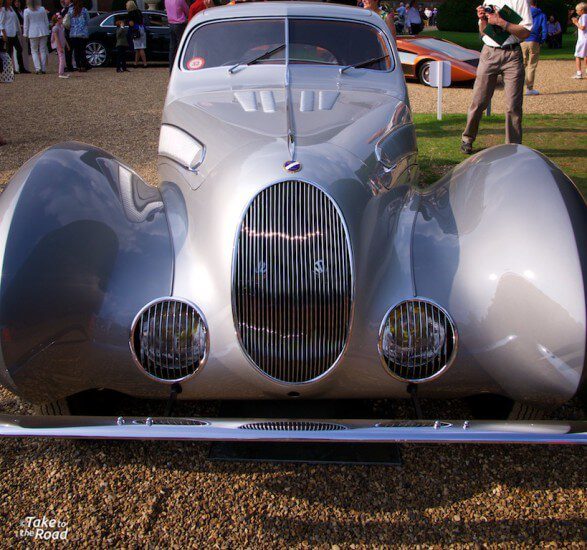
187, 57, 205, 70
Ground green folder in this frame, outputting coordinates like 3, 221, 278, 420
484, 4, 523, 45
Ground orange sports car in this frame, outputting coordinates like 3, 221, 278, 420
396, 36, 480, 86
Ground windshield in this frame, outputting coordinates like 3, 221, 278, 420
182, 18, 393, 71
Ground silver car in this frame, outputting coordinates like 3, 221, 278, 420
0, 3, 585, 444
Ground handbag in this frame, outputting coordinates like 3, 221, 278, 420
0, 52, 14, 83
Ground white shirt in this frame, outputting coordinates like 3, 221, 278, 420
0, 7, 21, 38
23, 6, 50, 38
481, 0, 533, 47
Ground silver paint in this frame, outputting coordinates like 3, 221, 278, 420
0, 4, 584, 412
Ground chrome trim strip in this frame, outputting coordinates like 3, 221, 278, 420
0, 416, 584, 444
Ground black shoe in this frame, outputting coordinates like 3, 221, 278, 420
21, 69, 31, 74
460, 141, 473, 155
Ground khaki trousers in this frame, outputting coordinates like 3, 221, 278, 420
462, 44, 525, 145
521, 41, 540, 90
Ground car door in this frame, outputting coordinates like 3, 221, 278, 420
144, 12, 170, 61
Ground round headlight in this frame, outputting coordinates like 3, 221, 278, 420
131, 298, 209, 382
379, 299, 456, 382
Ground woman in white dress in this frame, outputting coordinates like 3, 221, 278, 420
22, 0, 48, 74
572, 2, 587, 78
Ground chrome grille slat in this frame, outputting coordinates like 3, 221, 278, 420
234, 181, 353, 383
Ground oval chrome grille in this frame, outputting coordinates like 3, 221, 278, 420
131, 298, 208, 382
234, 181, 353, 383
379, 299, 456, 382
239, 421, 348, 431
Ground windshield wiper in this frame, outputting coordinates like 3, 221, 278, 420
229, 43, 286, 74
339, 54, 389, 74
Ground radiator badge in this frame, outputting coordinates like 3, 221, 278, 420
284, 160, 301, 173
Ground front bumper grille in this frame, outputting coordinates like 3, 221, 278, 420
233, 181, 353, 383
239, 421, 348, 431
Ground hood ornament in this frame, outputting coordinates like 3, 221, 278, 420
284, 160, 301, 173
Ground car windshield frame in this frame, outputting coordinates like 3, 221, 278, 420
179, 16, 396, 73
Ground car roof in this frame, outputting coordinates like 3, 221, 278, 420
192, 2, 378, 26
92, 10, 165, 22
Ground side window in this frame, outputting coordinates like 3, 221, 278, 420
102, 14, 127, 26
101, 15, 116, 26
147, 14, 169, 27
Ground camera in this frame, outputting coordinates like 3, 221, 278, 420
484, 5, 495, 13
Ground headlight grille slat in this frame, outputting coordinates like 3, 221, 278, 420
131, 298, 208, 382
234, 181, 353, 383
379, 299, 456, 382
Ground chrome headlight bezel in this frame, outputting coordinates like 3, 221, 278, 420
130, 297, 209, 383
378, 298, 457, 383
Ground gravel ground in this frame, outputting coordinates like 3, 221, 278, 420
0, 60, 586, 547
407, 59, 587, 116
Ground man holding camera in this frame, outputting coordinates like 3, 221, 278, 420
461, 1, 533, 154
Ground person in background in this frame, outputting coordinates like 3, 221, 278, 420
547, 15, 562, 48
11, 0, 29, 72
23, 0, 49, 74
165, 0, 188, 71
114, 18, 128, 72
67, 0, 89, 72
0, 0, 28, 74
59, 0, 73, 71
50, 13, 68, 78
424, 5, 432, 26
405, 3, 423, 35
571, 2, 587, 78
126, 0, 146, 68
431, 6, 438, 26
521, 0, 547, 95
362, 0, 396, 36
396, 1, 406, 33
188, 0, 213, 22
461, 0, 532, 154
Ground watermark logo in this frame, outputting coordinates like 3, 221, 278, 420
18, 516, 69, 541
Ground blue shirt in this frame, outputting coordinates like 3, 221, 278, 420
68, 6, 89, 38
526, 6, 548, 43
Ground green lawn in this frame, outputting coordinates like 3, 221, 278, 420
422, 29, 578, 60
414, 113, 587, 196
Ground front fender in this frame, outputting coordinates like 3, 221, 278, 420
0, 143, 174, 403
412, 144, 586, 407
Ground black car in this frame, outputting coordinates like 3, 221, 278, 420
85, 10, 170, 67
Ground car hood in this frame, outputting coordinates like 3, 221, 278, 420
162, 66, 409, 183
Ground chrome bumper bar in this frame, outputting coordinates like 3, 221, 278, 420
0, 415, 585, 444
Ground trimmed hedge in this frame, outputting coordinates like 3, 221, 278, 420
437, 0, 569, 33
437, 0, 481, 33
